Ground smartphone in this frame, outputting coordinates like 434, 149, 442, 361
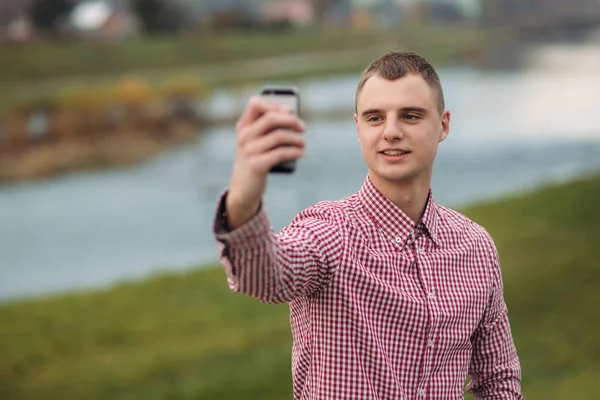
259, 85, 301, 174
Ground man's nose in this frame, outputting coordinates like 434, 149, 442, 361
382, 118, 404, 141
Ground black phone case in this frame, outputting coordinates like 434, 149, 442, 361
260, 86, 300, 174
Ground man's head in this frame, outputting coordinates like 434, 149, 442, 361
354, 51, 450, 190
355, 51, 445, 114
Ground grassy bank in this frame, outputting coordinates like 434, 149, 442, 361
0, 24, 495, 184
0, 24, 492, 114
1, 25, 488, 85
2, 173, 598, 399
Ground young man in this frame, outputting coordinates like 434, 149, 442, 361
213, 51, 523, 399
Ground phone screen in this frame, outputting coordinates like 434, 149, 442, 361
259, 90, 299, 115
259, 86, 300, 173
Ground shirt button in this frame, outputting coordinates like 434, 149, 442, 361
428, 292, 435, 300
428, 339, 435, 348
395, 237, 402, 243
418, 389, 426, 397
418, 248, 425, 255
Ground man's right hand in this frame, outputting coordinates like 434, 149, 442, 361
225, 96, 306, 230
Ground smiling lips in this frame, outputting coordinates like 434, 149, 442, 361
380, 149, 411, 162
380, 149, 410, 156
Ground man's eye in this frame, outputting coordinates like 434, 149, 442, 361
368, 116, 383, 122
403, 114, 419, 120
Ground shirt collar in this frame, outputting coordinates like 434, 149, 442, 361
358, 175, 440, 248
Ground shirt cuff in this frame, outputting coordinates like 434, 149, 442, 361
213, 190, 271, 283
213, 191, 271, 246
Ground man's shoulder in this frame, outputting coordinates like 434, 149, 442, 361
436, 205, 496, 249
437, 205, 501, 280
291, 193, 359, 227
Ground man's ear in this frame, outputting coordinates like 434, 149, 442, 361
439, 110, 450, 142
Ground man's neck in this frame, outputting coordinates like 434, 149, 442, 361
369, 173, 431, 225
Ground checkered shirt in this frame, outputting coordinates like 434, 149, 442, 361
214, 176, 523, 400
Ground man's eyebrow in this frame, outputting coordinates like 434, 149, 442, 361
401, 106, 428, 114
360, 106, 428, 118
360, 109, 381, 117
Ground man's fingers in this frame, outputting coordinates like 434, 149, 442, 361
243, 129, 304, 157
240, 111, 304, 143
236, 96, 291, 131
250, 147, 305, 173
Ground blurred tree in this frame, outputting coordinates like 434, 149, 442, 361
131, 0, 189, 35
29, 0, 76, 34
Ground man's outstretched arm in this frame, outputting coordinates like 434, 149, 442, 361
214, 193, 345, 304
212, 93, 345, 304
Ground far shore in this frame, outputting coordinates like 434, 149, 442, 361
0, 25, 497, 185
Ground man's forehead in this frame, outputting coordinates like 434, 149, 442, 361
357, 73, 436, 110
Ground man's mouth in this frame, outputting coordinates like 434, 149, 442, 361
380, 150, 410, 156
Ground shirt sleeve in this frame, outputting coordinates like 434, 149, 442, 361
466, 243, 524, 400
212, 191, 346, 304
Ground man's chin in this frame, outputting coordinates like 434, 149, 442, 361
381, 167, 413, 181
376, 171, 415, 184
368, 165, 423, 183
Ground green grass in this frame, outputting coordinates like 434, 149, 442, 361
0, 24, 492, 114
463, 174, 600, 399
1, 28, 374, 83
0, 269, 293, 400
0, 25, 486, 85
1, 173, 598, 399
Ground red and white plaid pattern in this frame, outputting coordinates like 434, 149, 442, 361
214, 176, 523, 400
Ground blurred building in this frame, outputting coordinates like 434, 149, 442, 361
187, 0, 314, 31
480, 0, 600, 29
0, 0, 32, 26
319, 0, 479, 28
0, 0, 140, 42
67, 0, 139, 40
260, 0, 314, 28
322, 0, 401, 28
402, 0, 474, 24
0, 0, 35, 43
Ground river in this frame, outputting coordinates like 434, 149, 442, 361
1, 39, 600, 302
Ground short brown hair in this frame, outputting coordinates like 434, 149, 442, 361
355, 51, 445, 113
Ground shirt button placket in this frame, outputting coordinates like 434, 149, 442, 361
418, 244, 436, 386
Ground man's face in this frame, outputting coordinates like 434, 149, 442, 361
354, 73, 450, 188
